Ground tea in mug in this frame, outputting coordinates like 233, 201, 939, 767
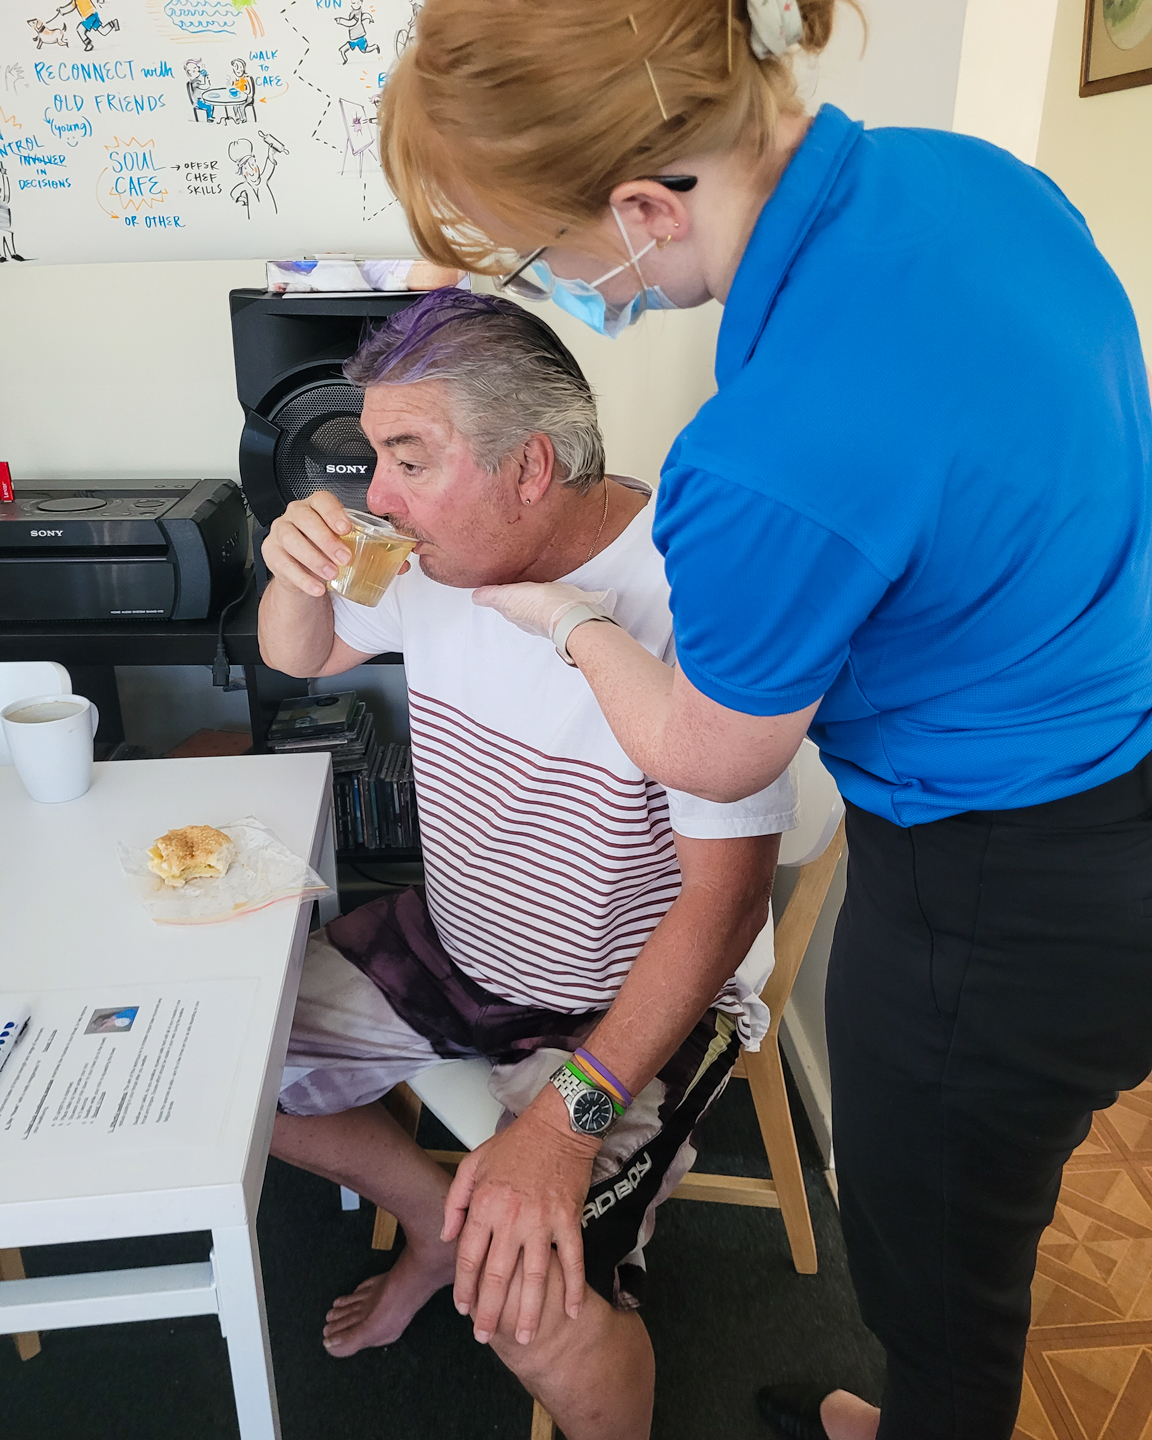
6, 701, 84, 724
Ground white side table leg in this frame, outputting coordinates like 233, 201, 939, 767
211, 1220, 281, 1440
316, 800, 339, 927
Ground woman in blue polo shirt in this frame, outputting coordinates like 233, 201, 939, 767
380, 3, 1152, 1438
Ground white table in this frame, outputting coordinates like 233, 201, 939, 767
0, 755, 337, 1439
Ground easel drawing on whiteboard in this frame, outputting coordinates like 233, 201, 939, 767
0, 161, 27, 262
336, 6, 379, 64
339, 98, 375, 178
229, 130, 287, 217
37, 0, 119, 52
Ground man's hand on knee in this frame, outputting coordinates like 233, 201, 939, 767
443, 1091, 599, 1346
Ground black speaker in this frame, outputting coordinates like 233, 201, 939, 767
229, 289, 422, 528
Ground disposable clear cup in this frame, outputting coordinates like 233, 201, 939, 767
328, 511, 418, 607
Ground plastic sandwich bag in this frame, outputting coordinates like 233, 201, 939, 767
118, 816, 332, 925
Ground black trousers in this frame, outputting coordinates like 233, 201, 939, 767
825, 751, 1152, 1439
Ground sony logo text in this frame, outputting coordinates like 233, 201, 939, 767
29, 529, 64, 537
325, 464, 369, 474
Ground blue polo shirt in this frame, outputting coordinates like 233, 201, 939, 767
653, 104, 1152, 827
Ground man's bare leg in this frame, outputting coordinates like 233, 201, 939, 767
486, 1252, 654, 1440
272, 1103, 457, 1354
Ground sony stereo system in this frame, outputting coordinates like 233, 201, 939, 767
230, 289, 422, 528
0, 479, 248, 623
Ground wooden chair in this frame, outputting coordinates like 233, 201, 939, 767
359, 740, 846, 1436
1, 661, 70, 1361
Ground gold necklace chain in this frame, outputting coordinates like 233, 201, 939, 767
585, 478, 610, 565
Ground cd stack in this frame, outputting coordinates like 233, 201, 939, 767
267, 693, 418, 854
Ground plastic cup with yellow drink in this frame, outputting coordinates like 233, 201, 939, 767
328, 510, 418, 607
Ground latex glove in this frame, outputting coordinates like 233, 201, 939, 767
472, 582, 616, 643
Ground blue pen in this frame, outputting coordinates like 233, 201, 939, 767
0, 1001, 32, 1078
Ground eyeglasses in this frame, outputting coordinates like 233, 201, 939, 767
495, 175, 697, 302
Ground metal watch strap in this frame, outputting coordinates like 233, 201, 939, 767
551, 602, 619, 667
549, 1062, 617, 1137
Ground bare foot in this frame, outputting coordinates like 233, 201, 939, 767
322, 1243, 456, 1357
820, 1390, 881, 1440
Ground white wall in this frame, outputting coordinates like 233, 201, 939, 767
798, 0, 969, 130
952, 0, 1062, 163
1035, 0, 1152, 346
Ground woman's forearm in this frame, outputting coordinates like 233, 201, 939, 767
565, 618, 812, 801
565, 619, 677, 777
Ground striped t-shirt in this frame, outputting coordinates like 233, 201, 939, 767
332, 480, 796, 1044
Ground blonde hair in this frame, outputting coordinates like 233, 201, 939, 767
380, 0, 857, 274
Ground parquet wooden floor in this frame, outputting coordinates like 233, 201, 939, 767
1014, 1078, 1152, 1440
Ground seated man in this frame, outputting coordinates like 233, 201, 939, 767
258, 290, 795, 1440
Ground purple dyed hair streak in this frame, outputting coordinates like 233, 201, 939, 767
343, 287, 605, 492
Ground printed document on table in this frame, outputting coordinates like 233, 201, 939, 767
0, 980, 259, 1156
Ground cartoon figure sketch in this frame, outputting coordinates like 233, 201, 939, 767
336, 6, 380, 64
0, 161, 27, 263
229, 131, 286, 217
232, 0, 263, 39
394, 0, 419, 58
185, 58, 253, 125
27, 17, 68, 47
5, 64, 29, 94
185, 57, 214, 122
43, 0, 119, 53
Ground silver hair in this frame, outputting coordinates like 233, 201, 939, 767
344, 291, 606, 494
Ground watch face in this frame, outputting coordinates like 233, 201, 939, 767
571, 1087, 615, 1135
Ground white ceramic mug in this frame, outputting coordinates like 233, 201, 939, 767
0, 693, 101, 804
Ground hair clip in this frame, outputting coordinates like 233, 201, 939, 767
628, 14, 670, 122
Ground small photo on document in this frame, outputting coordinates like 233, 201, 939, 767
85, 1006, 140, 1035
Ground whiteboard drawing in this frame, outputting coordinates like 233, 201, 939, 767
42, 0, 120, 52
0, 159, 28, 261
394, 0, 419, 57
26, 17, 69, 48
231, 0, 263, 40
0, 0, 419, 263
162, 0, 236, 37
339, 97, 375, 177
184, 56, 254, 124
184, 58, 213, 120
336, 6, 379, 64
229, 128, 284, 216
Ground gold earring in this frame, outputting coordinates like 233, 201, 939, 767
656, 234, 673, 249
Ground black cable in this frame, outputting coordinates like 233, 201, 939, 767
212, 571, 254, 690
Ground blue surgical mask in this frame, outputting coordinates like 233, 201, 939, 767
545, 208, 680, 338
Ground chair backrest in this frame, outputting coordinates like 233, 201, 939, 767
0, 661, 71, 765
778, 739, 845, 870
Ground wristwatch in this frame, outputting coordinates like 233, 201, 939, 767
549, 1062, 618, 1138
551, 602, 619, 667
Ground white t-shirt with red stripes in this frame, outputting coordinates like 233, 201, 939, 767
331, 480, 797, 1047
